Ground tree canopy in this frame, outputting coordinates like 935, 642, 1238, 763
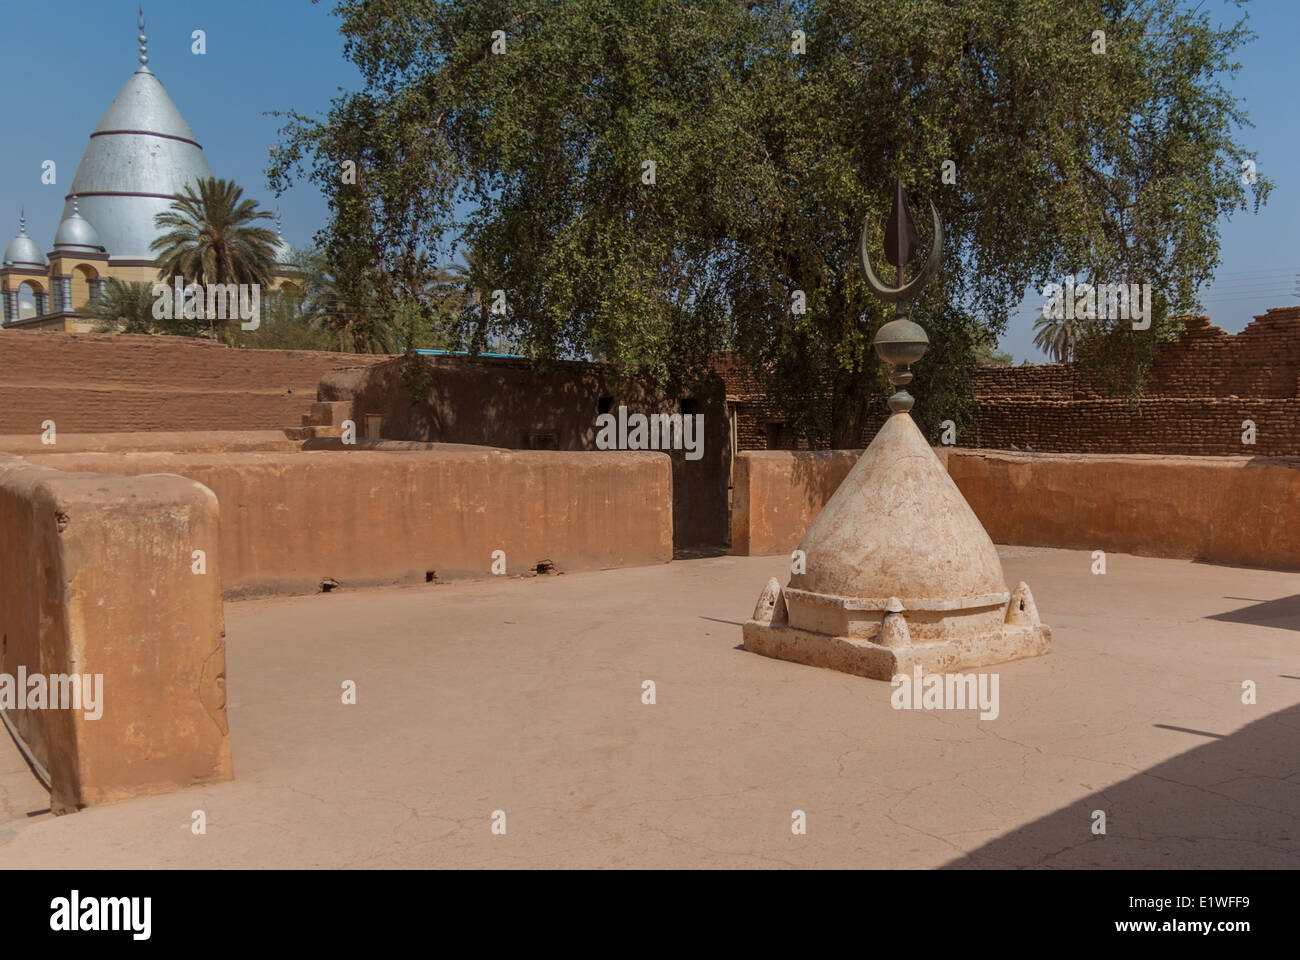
271, 0, 1267, 444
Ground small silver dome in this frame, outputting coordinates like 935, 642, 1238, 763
53, 199, 105, 254
2, 214, 45, 269
272, 213, 297, 267
273, 236, 296, 267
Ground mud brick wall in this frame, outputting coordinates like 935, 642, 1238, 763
714, 353, 843, 451
970, 363, 1082, 399
1147, 311, 1300, 398
972, 310, 1300, 402
720, 307, 1300, 456
320, 354, 731, 549
0, 331, 385, 435
969, 309, 1300, 456
972, 398, 1300, 456
714, 353, 787, 450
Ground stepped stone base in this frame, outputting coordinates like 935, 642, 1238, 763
739, 410, 1053, 681
742, 617, 1051, 680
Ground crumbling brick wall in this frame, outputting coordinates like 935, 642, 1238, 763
718, 307, 1300, 456
969, 308, 1300, 455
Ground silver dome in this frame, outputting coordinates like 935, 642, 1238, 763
271, 212, 298, 267
2, 215, 44, 269
272, 219, 297, 266
274, 237, 297, 267
63, 66, 213, 261
53, 200, 104, 253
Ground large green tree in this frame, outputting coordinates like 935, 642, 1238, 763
272, 0, 1267, 444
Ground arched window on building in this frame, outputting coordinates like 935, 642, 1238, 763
71, 264, 101, 310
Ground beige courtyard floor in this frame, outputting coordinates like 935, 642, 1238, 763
1, 546, 1297, 869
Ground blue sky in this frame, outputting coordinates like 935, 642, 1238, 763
0, 1, 360, 267
1, 0, 1293, 361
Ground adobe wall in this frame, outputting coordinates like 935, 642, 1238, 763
969, 309, 1300, 455
732, 446, 1300, 570
0, 454, 232, 812
969, 398, 1300, 455
730, 450, 862, 556
320, 355, 730, 548
717, 307, 1300, 456
0, 331, 385, 435
25, 448, 675, 597
972, 310, 1300, 400
947, 450, 1300, 570
0, 429, 298, 456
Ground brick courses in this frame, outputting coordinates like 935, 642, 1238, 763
0, 331, 384, 435
718, 306, 1300, 456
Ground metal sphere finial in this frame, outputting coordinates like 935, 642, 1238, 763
858, 179, 944, 414
138, 6, 148, 65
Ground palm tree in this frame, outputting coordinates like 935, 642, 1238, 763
295, 247, 399, 354
87, 279, 176, 335
1033, 313, 1077, 363
438, 247, 499, 352
88, 279, 156, 333
151, 177, 278, 337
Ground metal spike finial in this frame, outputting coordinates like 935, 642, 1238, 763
138, 6, 149, 66
858, 178, 944, 414
883, 178, 919, 275
18, 207, 26, 235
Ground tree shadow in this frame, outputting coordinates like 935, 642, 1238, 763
944, 701, 1300, 868
1207, 595, 1300, 633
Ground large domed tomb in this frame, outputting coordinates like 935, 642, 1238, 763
61, 46, 213, 263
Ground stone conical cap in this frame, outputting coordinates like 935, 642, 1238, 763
790, 412, 1007, 603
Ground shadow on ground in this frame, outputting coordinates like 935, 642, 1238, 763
945, 701, 1300, 868
1207, 595, 1300, 633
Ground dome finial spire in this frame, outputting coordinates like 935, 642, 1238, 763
137, 6, 149, 67
18, 207, 25, 235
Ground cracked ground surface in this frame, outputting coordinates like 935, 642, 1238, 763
1, 546, 1297, 868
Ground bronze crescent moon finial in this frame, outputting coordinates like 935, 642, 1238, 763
858, 200, 944, 302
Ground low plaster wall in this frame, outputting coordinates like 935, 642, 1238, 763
320, 355, 730, 549
733, 447, 1300, 570
730, 450, 863, 557
26, 448, 675, 596
948, 450, 1300, 570
0, 454, 232, 812
0, 430, 299, 456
